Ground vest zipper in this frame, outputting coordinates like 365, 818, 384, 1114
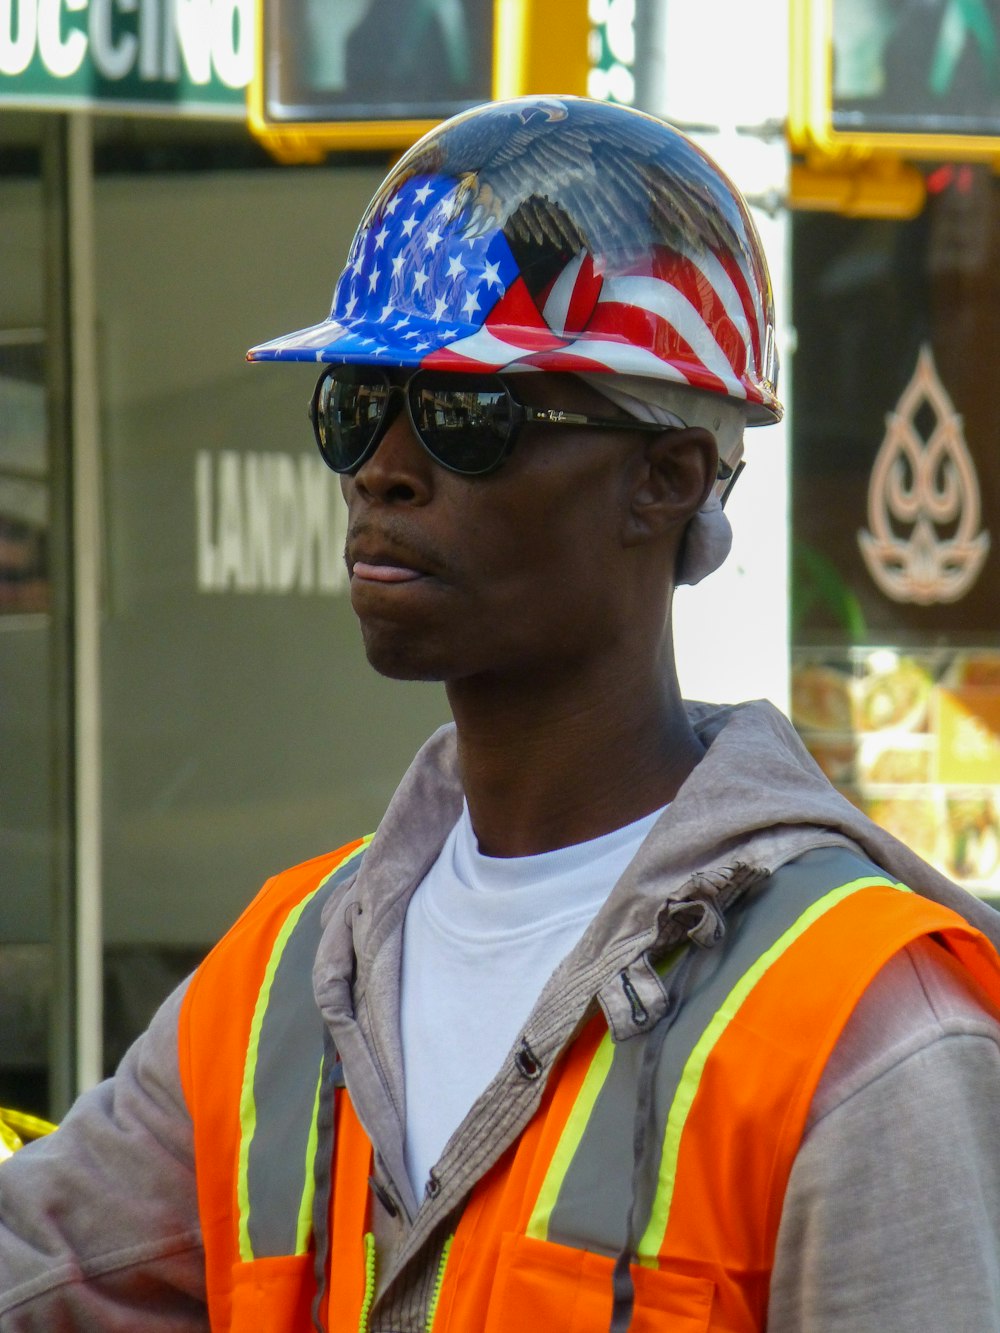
425, 1235, 454, 1332
357, 1232, 377, 1333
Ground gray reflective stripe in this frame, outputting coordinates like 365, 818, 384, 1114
245, 850, 366, 1258
544, 845, 882, 1256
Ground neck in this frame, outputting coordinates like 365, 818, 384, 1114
445, 646, 704, 858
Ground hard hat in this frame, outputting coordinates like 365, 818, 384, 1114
248, 95, 781, 425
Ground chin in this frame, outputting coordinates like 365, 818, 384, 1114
361, 630, 448, 683
368, 657, 447, 683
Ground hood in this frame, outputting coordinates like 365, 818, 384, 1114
312, 697, 1000, 1220
330, 697, 1000, 990
318, 703, 1000, 1034
685, 699, 1000, 948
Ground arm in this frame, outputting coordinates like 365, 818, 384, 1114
0, 981, 207, 1331
769, 938, 1000, 1332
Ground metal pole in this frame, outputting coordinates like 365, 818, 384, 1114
66, 112, 104, 1096
635, 0, 792, 714
42, 114, 74, 1117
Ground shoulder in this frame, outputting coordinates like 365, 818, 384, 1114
179, 837, 370, 1057
199, 836, 371, 965
809, 931, 1000, 1128
769, 937, 1000, 1331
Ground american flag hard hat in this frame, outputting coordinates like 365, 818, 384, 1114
248, 95, 781, 426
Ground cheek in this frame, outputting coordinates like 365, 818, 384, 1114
450, 446, 635, 604
473, 496, 624, 613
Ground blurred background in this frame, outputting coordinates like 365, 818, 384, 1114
2, 0, 1000, 1118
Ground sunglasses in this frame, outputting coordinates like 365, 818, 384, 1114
310, 366, 737, 481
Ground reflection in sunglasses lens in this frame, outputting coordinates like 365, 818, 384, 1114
328, 377, 391, 469
316, 370, 516, 475
413, 384, 511, 473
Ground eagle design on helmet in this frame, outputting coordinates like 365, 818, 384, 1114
249, 96, 781, 425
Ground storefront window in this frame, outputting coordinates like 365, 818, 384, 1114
792, 167, 1000, 901
93, 148, 452, 1071
0, 148, 56, 1114
0, 336, 48, 615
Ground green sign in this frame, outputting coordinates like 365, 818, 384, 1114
0, 0, 251, 115
587, 0, 635, 104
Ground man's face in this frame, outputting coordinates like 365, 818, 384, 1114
340, 372, 663, 685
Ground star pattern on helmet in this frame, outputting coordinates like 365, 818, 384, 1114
327, 174, 519, 360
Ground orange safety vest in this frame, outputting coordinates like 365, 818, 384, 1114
178, 840, 1000, 1333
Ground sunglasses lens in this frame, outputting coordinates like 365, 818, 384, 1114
312, 369, 516, 476
314, 369, 391, 474
409, 376, 513, 475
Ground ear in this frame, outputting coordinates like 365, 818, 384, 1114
622, 426, 719, 548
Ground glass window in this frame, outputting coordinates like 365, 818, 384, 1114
93, 156, 453, 1069
791, 168, 1000, 904
0, 151, 57, 1116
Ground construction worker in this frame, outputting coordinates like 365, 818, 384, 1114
2, 96, 1000, 1332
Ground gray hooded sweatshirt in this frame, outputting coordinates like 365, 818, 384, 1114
1, 700, 999, 1331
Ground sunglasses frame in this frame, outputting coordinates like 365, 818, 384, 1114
309, 366, 737, 492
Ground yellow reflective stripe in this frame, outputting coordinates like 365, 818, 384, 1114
237, 890, 316, 1261
525, 1029, 616, 1241
295, 1066, 325, 1254
638, 876, 908, 1260
237, 838, 371, 1262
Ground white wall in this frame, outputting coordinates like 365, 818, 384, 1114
641, 0, 792, 712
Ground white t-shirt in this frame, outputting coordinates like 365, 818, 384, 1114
400, 801, 665, 1196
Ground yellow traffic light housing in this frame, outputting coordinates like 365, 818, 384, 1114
789, 0, 1000, 217
249, 0, 590, 164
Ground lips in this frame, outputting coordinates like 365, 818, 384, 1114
346, 524, 444, 587
351, 560, 422, 584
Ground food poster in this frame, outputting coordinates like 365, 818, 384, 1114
792, 650, 1000, 900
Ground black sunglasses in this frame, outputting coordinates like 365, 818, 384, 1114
309, 366, 737, 482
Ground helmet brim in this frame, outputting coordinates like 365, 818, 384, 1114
246, 315, 781, 426
247, 312, 477, 365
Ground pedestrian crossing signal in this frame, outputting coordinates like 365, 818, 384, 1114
790, 0, 1000, 164
249, 0, 589, 163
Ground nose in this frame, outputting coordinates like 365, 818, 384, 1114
349, 399, 433, 505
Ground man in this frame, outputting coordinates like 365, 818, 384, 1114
2, 95, 1000, 1332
